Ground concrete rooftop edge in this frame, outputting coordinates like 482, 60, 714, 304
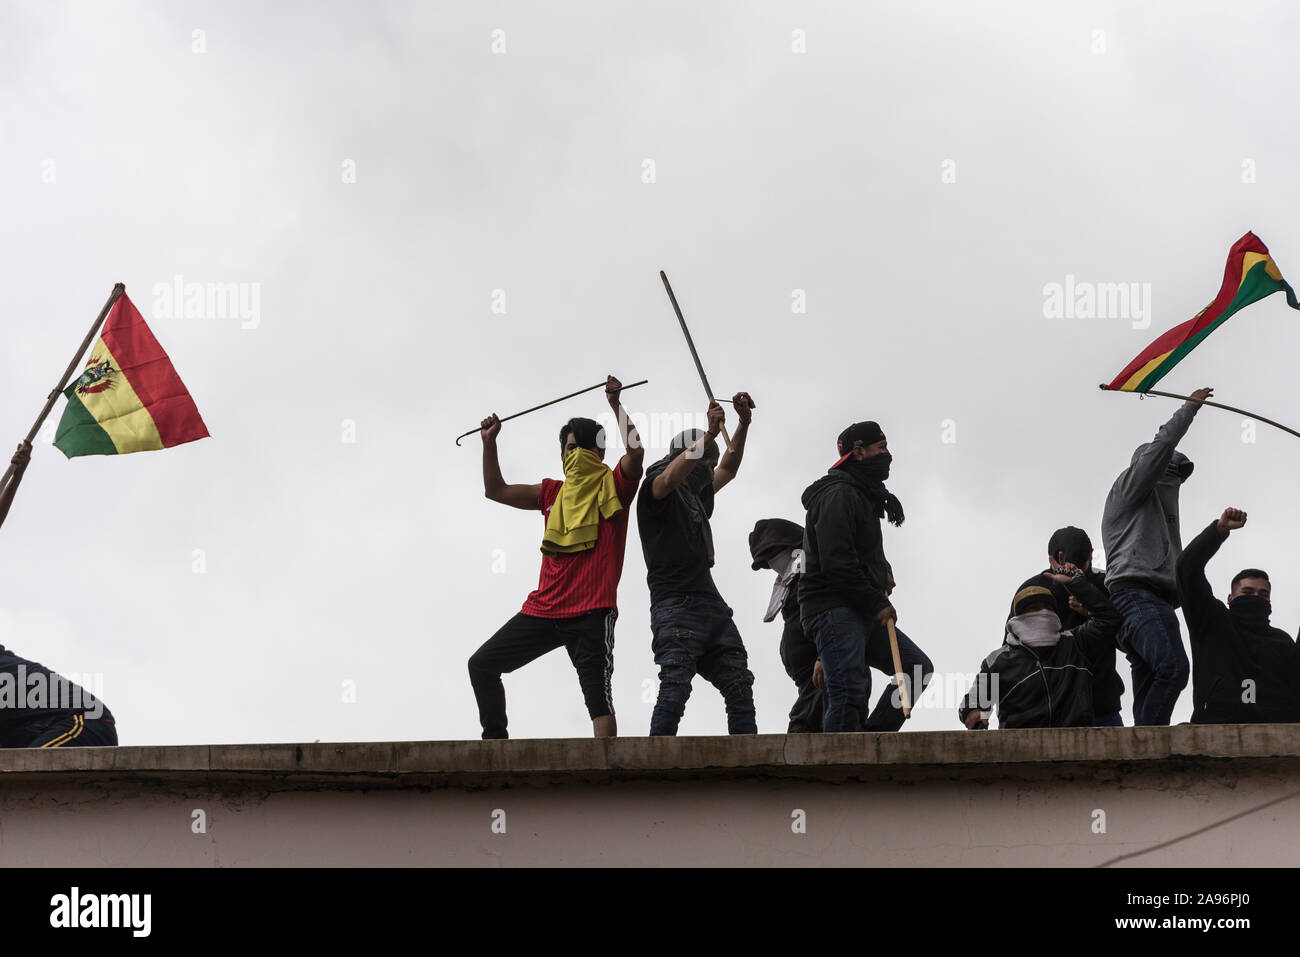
0, 725, 1298, 788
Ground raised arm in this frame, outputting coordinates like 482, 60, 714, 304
712, 391, 754, 494
0, 442, 32, 530
651, 401, 724, 499
1056, 567, 1122, 660
605, 375, 644, 481
1176, 509, 1241, 627
480, 414, 542, 510
1109, 388, 1210, 506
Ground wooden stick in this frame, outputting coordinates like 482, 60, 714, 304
660, 271, 733, 452
455, 379, 648, 445
886, 619, 911, 719
1097, 384, 1300, 442
0, 283, 125, 492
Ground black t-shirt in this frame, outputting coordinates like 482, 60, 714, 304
637, 473, 722, 604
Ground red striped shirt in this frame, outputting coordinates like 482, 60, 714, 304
521, 462, 640, 618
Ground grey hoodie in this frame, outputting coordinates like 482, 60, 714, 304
1101, 404, 1198, 603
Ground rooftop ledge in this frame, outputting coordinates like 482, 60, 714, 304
1, 724, 1298, 791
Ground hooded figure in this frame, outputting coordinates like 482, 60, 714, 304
1100, 399, 1206, 726
959, 571, 1123, 729
750, 518, 824, 733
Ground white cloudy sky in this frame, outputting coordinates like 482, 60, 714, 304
2, 0, 1299, 743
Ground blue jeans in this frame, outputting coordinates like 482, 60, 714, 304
649, 595, 756, 736
802, 606, 933, 733
1093, 711, 1124, 727
1110, 587, 1189, 726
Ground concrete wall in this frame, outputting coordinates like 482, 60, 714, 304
3, 725, 1300, 866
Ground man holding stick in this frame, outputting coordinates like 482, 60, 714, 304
799, 422, 932, 732
468, 375, 644, 739
1101, 386, 1211, 725
639, 393, 757, 736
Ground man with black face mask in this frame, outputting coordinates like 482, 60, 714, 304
639, 393, 757, 736
1176, 507, 1300, 723
799, 422, 933, 732
1101, 386, 1212, 725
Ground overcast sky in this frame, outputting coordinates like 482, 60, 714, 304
2, 0, 1299, 743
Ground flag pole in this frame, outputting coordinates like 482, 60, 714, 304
0, 283, 126, 490
1098, 384, 1300, 440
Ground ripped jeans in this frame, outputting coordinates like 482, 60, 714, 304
648, 595, 757, 736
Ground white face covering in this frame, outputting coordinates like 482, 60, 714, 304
763, 548, 804, 622
1006, 609, 1063, 648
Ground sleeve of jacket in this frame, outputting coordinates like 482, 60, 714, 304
1176, 521, 1232, 635
958, 651, 999, 726
811, 485, 891, 616
1109, 404, 1196, 507
1065, 575, 1123, 662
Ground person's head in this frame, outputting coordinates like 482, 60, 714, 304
1163, 450, 1195, 484
1047, 526, 1094, 571
668, 428, 719, 486
559, 417, 607, 464
831, 421, 889, 469
1010, 576, 1059, 619
1229, 568, 1271, 604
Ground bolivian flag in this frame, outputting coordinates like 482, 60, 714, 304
53, 293, 209, 457
1103, 232, 1299, 392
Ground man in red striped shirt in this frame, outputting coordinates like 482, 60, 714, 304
468, 376, 644, 739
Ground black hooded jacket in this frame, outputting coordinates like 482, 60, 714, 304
797, 470, 893, 620
959, 576, 1121, 729
1176, 522, 1300, 724
1047, 568, 1125, 717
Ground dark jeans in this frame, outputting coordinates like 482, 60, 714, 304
468, 609, 617, 739
780, 617, 825, 733
802, 606, 933, 733
1111, 587, 1188, 726
649, 595, 756, 736
1093, 711, 1124, 727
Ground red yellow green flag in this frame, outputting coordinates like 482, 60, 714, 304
1103, 232, 1299, 392
53, 293, 209, 457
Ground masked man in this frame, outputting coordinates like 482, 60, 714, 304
1176, 507, 1300, 723
749, 518, 824, 733
639, 393, 757, 735
468, 375, 644, 739
960, 565, 1122, 729
799, 421, 932, 732
1101, 387, 1212, 725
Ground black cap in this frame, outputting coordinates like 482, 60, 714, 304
1047, 526, 1092, 566
832, 421, 886, 469
1010, 574, 1057, 617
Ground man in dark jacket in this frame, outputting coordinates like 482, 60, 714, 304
1176, 507, 1300, 724
0, 645, 117, 748
799, 422, 932, 733
959, 566, 1121, 729
639, 393, 757, 736
749, 518, 823, 733
1045, 526, 1125, 726
1101, 386, 1212, 725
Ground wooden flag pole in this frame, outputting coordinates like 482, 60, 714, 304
886, 619, 912, 719
0, 283, 125, 492
1098, 385, 1300, 440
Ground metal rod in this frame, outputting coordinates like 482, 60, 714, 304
455, 379, 648, 445
660, 271, 733, 452
1098, 385, 1300, 440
